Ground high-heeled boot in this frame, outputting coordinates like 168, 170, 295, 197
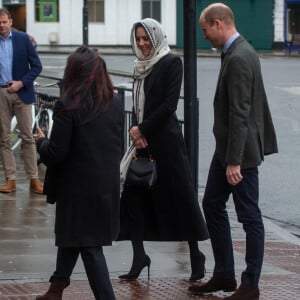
35, 279, 67, 300
119, 255, 151, 280
189, 249, 206, 281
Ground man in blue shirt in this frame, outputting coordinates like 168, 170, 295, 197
0, 8, 43, 193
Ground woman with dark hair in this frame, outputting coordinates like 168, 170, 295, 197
34, 46, 123, 300
118, 18, 209, 281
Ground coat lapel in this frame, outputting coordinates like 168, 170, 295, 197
144, 58, 164, 97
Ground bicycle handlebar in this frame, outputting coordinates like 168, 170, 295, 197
34, 81, 61, 88
36, 92, 60, 102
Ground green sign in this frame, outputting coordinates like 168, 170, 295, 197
39, 0, 58, 22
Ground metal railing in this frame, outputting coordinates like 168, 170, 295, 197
36, 74, 184, 155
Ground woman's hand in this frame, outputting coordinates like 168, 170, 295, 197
33, 126, 46, 143
129, 126, 148, 148
135, 136, 148, 149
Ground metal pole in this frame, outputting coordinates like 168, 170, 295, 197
183, 0, 199, 197
83, 0, 88, 45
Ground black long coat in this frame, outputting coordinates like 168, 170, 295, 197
119, 54, 209, 241
37, 95, 123, 247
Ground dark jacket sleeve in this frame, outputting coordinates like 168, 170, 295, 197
37, 101, 73, 168
12, 31, 42, 104
12, 32, 42, 86
138, 55, 183, 138
225, 54, 252, 165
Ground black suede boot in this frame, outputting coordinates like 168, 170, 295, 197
35, 278, 68, 300
188, 241, 206, 281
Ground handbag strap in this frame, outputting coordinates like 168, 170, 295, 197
134, 147, 155, 162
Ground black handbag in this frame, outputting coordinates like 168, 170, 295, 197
125, 149, 157, 189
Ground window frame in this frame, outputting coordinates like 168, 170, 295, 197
88, 0, 105, 23
142, 0, 161, 22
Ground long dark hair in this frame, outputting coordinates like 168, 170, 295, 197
61, 46, 114, 116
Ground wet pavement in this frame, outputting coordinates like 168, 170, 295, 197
1, 45, 300, 298
0, 149, 299, 299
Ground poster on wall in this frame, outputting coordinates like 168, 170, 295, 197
39, 0, 58, 22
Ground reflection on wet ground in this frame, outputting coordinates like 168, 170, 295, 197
0, 150, 300, 299
0, 154, 55, 275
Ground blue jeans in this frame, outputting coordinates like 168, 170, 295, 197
202, 154, 264, 287
51, 246, 115, 300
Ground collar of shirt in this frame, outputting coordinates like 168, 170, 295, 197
0, 30, 12, 41
223, 32, 240, 54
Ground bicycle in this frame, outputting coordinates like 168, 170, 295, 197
34, 81, 61, 165
34, 92, 59, 139
10, 81, 60, 151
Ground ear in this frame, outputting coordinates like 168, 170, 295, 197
214, 19, 223, 30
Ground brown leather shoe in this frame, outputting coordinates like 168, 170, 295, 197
223, 284, 259, 300
188, 277, 237, 294
30, 179, 43, 194
0, 180, 16, 193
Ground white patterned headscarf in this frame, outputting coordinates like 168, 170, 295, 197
130, 18, 170, 123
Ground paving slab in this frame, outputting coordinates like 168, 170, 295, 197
0, 137, 299, 299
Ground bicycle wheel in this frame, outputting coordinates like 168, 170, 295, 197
10, 116, 22, 151
38, 110, 52, 138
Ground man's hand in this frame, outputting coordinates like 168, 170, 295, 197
7, 80, 24, 93
226, 164, 243, 185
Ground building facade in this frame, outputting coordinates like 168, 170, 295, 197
1, 0, 300, 50
1, 0, 177, 45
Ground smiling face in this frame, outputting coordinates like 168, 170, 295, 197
0, 13, 13, 39
135, 26, 153, 58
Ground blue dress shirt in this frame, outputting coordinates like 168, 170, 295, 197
223, 32, 240, 54
0, 31, 13, 85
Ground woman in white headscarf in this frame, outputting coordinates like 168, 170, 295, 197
118, 18, 209, 281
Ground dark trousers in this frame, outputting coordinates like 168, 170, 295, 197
202, 154, 264, 287
51, 246, 115, 300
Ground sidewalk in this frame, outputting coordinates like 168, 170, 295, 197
0, 151, 299, 299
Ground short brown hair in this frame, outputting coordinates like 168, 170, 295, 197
0, 8, 12, 19
202, 3, 234, 26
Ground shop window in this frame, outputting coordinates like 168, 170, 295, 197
287, 8, 300, 34
142, 0, 161, 22
35, 0, 59, 22
88, 0, 104, 23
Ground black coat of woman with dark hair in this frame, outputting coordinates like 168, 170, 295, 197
118, 18, 209, 282
34, 46, 123, 300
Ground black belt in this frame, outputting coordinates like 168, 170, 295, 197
0, 84, 9, 88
